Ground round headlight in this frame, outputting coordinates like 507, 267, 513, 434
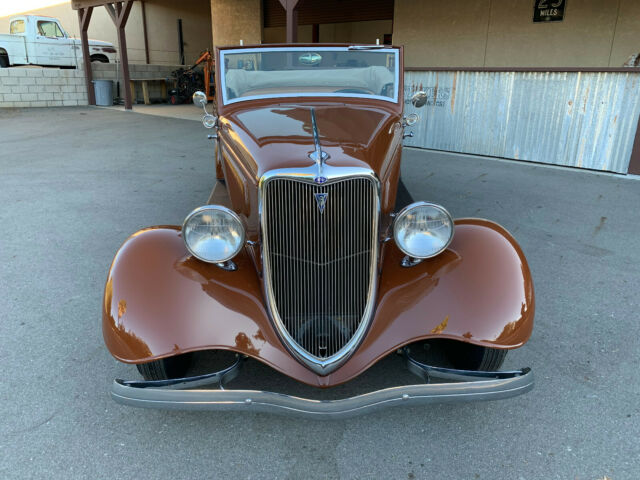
393, 202, 454, 259
182, 206, 245, 263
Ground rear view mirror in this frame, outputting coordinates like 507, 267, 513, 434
298, 52, 322, 66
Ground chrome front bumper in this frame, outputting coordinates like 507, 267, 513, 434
111, 350, 533, 419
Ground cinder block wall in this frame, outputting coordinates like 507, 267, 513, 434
0, 63, 184, 108
0, 68, 88, 108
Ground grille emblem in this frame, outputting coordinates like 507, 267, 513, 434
314, 176, 327, 184
314, 192, 328, 213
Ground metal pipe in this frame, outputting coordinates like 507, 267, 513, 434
177, 19, 184, 65
141, 0, 150, 64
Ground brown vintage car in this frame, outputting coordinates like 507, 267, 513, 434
105, 45, 534, 418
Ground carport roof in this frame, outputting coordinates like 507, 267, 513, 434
70, 0, 135, 8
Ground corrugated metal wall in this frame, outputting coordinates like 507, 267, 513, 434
403, 71, 640, 173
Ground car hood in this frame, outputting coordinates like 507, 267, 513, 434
70, 38, 114, 48
219, 102, 402, 179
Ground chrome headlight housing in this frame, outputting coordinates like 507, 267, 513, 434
182, 205, 245, 263
393, 202, 454, 259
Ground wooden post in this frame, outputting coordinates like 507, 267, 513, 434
108, 1, 135, 110
278, 0, 301, 43
77, 7, 95, 105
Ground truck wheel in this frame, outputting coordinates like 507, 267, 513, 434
446, 341, 507, 371
90, 54, 108, 63
136, 352, 193, 380
0, 54, 9, 68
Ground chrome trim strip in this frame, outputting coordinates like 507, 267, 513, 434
259, 165, 381, 375
111, 369, 534, 419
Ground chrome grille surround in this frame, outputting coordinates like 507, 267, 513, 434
259, 165, 380, 375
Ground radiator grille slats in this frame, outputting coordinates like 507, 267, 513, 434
263, 177, 376, 360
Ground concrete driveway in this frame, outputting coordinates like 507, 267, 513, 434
1, 106, 638, 479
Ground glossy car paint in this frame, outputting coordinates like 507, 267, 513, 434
217, 101, 404, 241
103, 44, 534, 386
102, 219, 534, 388
213, 45, 405, 241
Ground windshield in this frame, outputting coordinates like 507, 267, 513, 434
220, 47, 399, 105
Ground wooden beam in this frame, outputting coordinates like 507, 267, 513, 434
104, 3, 116, 23
77, 7, 95, 105
118, 0, 134, 26
105, 1, 135, 109
114, 1, 134, 109
107, 1, 133, 28
72, 0, 119, 9
278, 0, 301, 43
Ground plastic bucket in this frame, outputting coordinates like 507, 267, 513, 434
93, 80, 113, 106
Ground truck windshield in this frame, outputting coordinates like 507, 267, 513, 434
220, 46, 399, 105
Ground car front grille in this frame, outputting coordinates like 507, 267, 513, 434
262, 176, 378, 364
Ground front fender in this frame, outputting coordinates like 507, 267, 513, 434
103, 219, 534, 387
103, 226, 317, 384
334, 218, 535, 381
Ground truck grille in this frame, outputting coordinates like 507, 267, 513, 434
262, 176, 378, 368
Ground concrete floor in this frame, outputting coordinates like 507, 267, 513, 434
1, 106, 639, 479
102, 103, 204, 122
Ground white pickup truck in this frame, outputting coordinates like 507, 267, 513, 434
0, 15, 116, 68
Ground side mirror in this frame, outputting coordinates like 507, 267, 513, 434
411, 91, 428, 108
192, 91, 207, 108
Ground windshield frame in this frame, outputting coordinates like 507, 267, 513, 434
218, 46, 401, 106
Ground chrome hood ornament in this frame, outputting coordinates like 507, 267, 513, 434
308, 108, 329, 178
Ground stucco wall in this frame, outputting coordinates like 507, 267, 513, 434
210, 0, 262, 48
263, 20, 393, 44
0, 0, 212, 65
394, 0, 640, 68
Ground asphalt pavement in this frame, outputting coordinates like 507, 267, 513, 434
1, 106, 639, 479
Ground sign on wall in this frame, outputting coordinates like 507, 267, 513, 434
533, 0, 566, 22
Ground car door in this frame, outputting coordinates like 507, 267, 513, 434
7, 19, 29, 64
34, 20, 73, 66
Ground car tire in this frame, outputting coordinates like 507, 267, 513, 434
0, 54, 9, 68
446, 341, 507, 371
394, 177, 413, 211
136, 353, 194, 380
